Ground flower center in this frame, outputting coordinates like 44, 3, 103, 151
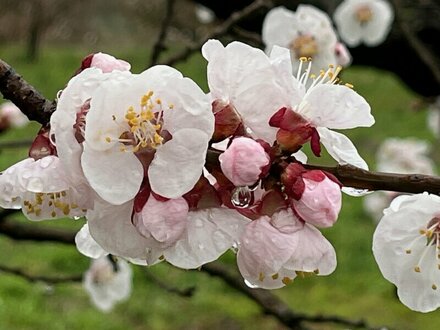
355, 5, 373, 24
405, 217, 440, 291
290, 35, 318, 59
106, 91, 173, 153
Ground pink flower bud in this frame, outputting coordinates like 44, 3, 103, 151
292, 174, 341, 228
90, 53, 131, 73
219, 137, 270, 186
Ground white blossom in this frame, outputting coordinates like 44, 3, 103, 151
83, 256, 132, 312
373, 193, 440, 312
262, 5, 340, 74
334, 0, 394, 47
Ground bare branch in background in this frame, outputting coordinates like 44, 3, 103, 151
0, 263, 82, 284
0, 219, 76, 244
0, 139, 33, 149
0, 219, 384, 330
144, 270, 195, 298
0, 59, 55, 125
161, 0, 273, 66
149, 0, 177, 67
391, 0, 440, 87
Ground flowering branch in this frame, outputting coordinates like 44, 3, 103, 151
0, 263, 82, 284
0, 59, 55, 125
161, 0, 273, 66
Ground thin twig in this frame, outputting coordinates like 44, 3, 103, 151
391, 0, 440, 85
149, 0, 177, 67
0, 59, 56, 125
0, 219, 76, 244
0, 264, 82, 284
161, 0, 273, 66
0, 139, 33, 149
145, 269, 195, 297
0, 220, 385, 330
202, 262, 381, 330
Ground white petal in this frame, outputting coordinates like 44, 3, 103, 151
317, 127, 368, 169
87, 200, 151, 260
164, 208, 249, 269
81, 144, 143, 205
303, 84, 374, 129
262, 7, 299, 50
75, 224, 108, 259
284, 223, 337, 275
333, 1, 364, 47
149, 129, 209, 198
373, 193, 440, 312
362, 1, 394, 46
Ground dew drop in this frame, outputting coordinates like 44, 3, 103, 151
231, 186, 252, 208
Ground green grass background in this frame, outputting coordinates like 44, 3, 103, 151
0, 43, 439, 329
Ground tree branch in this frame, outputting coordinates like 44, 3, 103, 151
0, 263, 82, 284
161, 0, 273, 66
145, 269, 195, 298
0, 219, 76, 244
149, 0, 177, 67
202, 262, 381, 330
391, 0, 440, 86
304, 163, 440, 195
0, 59, 56, 125
0, 219, 384, 330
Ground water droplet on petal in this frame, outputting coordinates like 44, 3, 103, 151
244, 279, 259, 288
231, 186, 252, 208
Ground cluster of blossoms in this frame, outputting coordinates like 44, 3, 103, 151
0, 40, 374, 303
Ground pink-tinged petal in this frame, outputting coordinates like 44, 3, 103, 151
219, 137, 270, 186
284, 223, 337, 275
164, 208, 248, 269
90, 53, 131, 72
292, 176, 342, 228
75, 224, 108, 259
133, 196, 188, 245
317, 127, 369, 169
81, 144, 143, 205
237, 216, 298, 286
87, 200, 152, 260
335, 42, 352, 67
270, 208, 304, 234
304, 84, 374, 129
292, 150, 308, 163
149, 129, 209, 199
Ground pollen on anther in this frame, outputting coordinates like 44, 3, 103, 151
259, 272, 265, 282
271, 273, 279, 280
414, 266, 421, 273
282, 277, 292, 285
105, 137, 112, 143
432, 284, 438, 290
405, 249, 412, 254
345, 83, 354, 89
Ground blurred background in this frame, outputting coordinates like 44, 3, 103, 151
1, 0, 440, 329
